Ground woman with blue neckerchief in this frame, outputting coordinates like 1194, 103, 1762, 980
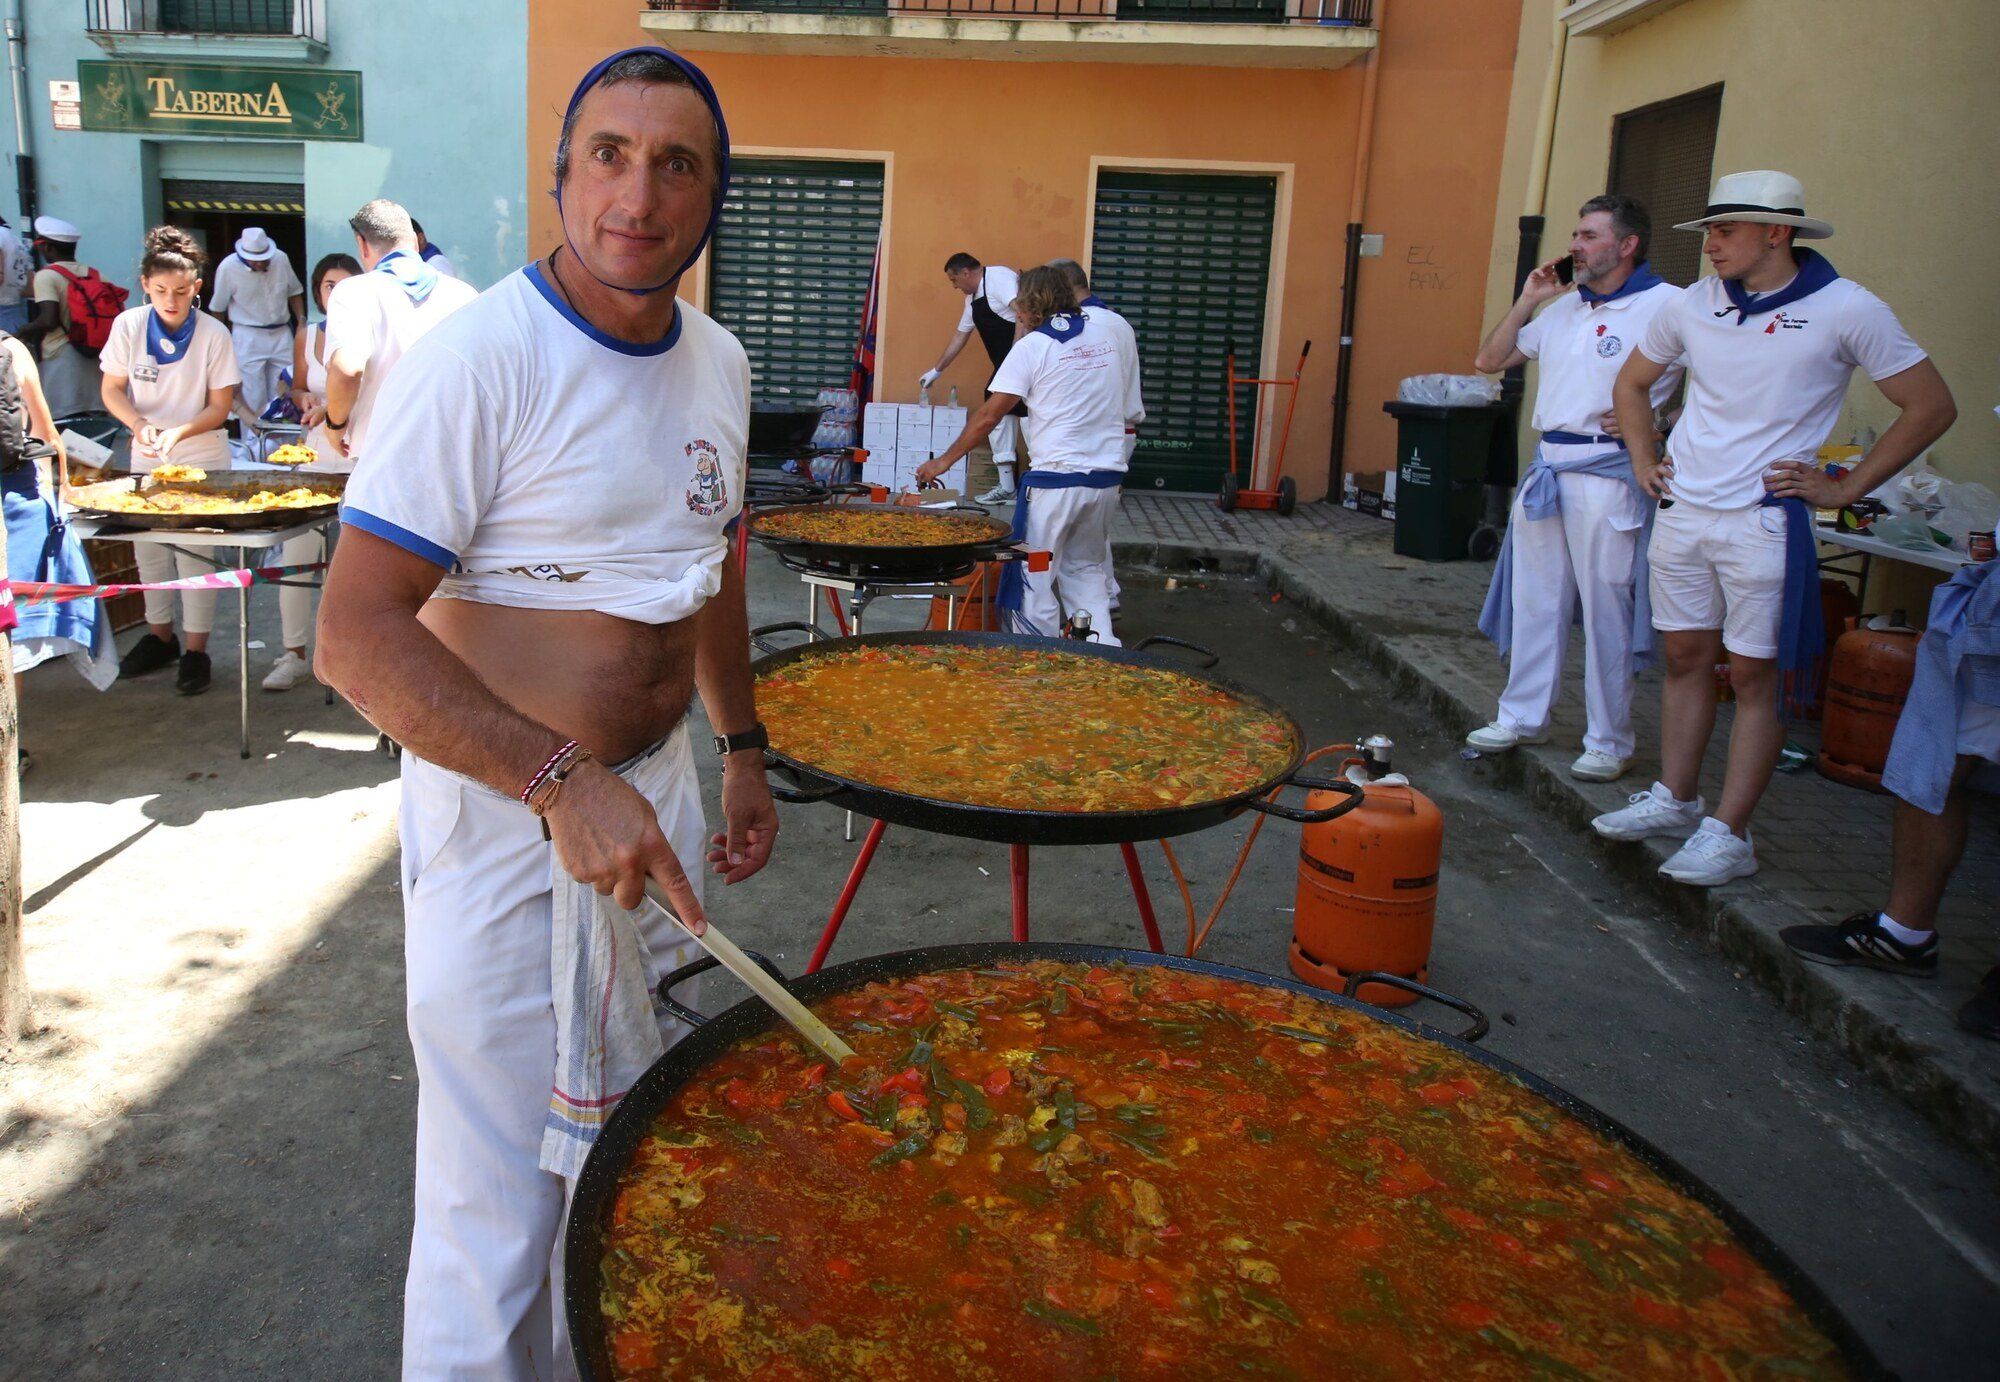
97, 225, 243, 696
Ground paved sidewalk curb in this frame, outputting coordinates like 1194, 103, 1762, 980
1119, 537, 2000, 1169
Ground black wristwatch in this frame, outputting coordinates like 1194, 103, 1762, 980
713, 722, 769, 758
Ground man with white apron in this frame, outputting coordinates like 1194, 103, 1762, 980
919, 266, 1133, 643
207, 227, 303, 417
922, 254, 1023, 502
317, 47, 778, 1381
1600, 170, 1956, 885
1470, 196, 1682, 783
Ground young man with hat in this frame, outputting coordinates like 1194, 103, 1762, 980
1470, 194, 1684, 783
922, 253, 1024, 503
317, 47, 776, 1378
208, 227, 305, 417
1600, 171, 1956, 884
17, 217, 107, 418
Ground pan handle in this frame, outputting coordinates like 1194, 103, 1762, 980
749, 620, 823, 656
657, 949, 790, 1028
1341, 972, 1490, 1045
766, 762, 845, 805
1245, 770, 1363, 824
1131, 634, 1220, 669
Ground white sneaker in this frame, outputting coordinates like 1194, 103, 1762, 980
976, 485, 1016, 505
261, 650, 314, 692
1659, 817, 1759, 886
1591, 780, 1705, 841
1570, 750, 1630, 782
1464, 721, 1547, 752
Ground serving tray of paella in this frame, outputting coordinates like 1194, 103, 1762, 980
752, 631, 1359, 845
746, 501, 1013, 578
65, 466, 346, 532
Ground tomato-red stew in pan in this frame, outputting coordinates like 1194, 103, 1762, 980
600, 961, 1844, 1380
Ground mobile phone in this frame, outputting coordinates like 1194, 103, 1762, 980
1552, 256, 1574, 286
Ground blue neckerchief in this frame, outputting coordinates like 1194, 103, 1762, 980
145, 307, 197, 368
419, 243, 443, 263
376, 249, 440, 306
1080, 294, 1109, 311
1722, 248, 1839, 324
552, 46, 731, 298
1035, 312, 1085, 343
1575, 260, 1663, 307
996, 469, 1124, 620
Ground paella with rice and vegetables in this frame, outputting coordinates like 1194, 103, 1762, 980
597, 960, 1847, 1380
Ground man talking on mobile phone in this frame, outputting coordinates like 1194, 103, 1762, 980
1600, 171, 1955, 886
1470, 195, 1683, 784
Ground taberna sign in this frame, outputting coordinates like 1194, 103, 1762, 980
78, 60, 362, 143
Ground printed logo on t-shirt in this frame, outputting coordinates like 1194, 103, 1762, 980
503, 563, 588, 583
131, 364, 160, 384
1766, 311, 1809, 335
1595, 334, 1622, 358
685, 440, 729, 517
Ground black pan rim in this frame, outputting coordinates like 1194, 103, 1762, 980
753, 629, 1308, 844
67, 473, 346, 532
564, 940, 1885, 1381
746, 501, 1012, 570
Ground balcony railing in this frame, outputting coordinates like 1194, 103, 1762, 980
644, 0, 1374, 23
85, 1, 327, 42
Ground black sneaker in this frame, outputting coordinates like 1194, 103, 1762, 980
1781, 911, 1938, 977
175, 650, 212, 696
1958, 968, 2000, 1041
119, 632, 180, 680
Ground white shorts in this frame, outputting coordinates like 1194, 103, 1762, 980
1959, 696, 2000, 763
1648, 500, 1788, 659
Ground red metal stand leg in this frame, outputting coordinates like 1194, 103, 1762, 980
1120, 841, 1165, 954
1010, 844, 1030, 943
824, 585, 850, 636
736, 523, 749, 577
808, 819, 888, 973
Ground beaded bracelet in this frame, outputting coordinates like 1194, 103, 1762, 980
527, 742, 594, 817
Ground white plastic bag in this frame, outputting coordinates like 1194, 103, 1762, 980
1934, 482, 1999, 553
1871, 457, 1944, 516
1397, 374, 1500, 407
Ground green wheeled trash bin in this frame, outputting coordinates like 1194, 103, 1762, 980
1381, 400, 1511, 562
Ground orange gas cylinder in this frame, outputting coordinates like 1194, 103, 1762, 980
1290, 764, 1444, 1007
1816, 621, 1919, 792
927, 561, 1004, 631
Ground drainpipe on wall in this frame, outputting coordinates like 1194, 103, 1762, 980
4, 0, 33, 225
1326, 0, 1385, 497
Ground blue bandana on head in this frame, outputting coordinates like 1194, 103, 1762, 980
145, 307, 197, 368
375, 249, 439, 305
1575, 260, 1662, 307
553, 45, 732, 298
1722, 247, 1840, 323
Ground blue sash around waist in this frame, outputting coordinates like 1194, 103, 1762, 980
996, 468, 1124, 616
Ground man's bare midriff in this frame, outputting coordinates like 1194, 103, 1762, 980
420, 599, 699, 767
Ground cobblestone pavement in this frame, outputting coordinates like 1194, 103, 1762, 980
1113, 496, 2000, 1165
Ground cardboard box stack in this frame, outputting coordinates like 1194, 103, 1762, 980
859, 402, 969, 493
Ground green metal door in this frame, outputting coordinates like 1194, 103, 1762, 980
1117, 0, 1286, 23
708, 158, 884, 406
1090, 171, 1277, 493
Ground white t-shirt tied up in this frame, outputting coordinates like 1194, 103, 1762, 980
1516, 281, 1683, 438
990, 311, 1135, 474
1636, 269, 1927, 510
98, 306, 242, 469
340, 266, 750, 627
322, 259, 480, 458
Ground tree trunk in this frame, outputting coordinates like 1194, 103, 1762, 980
0, 512, 26, 1052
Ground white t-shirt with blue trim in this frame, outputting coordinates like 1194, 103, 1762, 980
990, 311, 1135, 474
340, 265, 749, 627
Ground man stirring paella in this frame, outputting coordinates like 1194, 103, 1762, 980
316, 48, 777, 1380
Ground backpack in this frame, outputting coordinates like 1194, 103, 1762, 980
47, 264, 127, 357
0, 334, 53, 473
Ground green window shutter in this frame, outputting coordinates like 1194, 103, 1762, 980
1117, 0, 1286, 22
159, 1, 296, 34
1091, 171, 1277, 493
709, 158, 884, 406
1609, 85, 1723, 288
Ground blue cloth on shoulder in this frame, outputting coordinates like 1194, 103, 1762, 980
1882, 559, 2000, 814
996, 469, 1124, 618
1477, 441, 1654, 669
375, 249, 440, 306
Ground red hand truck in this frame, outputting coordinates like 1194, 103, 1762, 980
1218, 338, 1309, 516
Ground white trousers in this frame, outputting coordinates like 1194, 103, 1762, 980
990, 412, 1020, 469
136, 542, 217, 635
399, 730, 707, 1381
1495, 471, 1644, 759
231, 322, 293, 417
278, 530, 323, 650
1014, 483, 1121, 646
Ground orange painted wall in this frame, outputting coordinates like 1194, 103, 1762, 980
526, 2, 1520, 499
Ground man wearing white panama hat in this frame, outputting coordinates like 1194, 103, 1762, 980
209, 226, 304, 417
1597, 170, 1957, 886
